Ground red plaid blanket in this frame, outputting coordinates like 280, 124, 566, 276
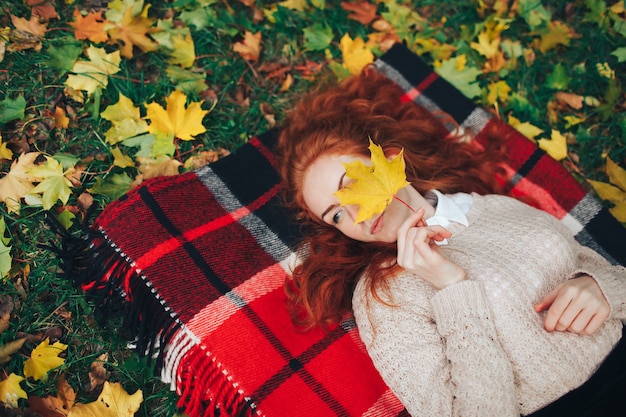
57, 43, 626, 417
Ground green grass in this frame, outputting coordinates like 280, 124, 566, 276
0, 0, 624, 415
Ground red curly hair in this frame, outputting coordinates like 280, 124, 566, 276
277, 67, 511, 330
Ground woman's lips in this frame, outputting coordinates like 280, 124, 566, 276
370, 214, 383, 234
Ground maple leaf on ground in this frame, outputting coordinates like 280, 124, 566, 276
10, 14, 47, 38
508, 115, 544, 140
435, 55, 482, 99
588, 159, 626, 222
106, 4, 159, 58
26, 156, 74, 210
100, 93, 149, 145
471, 30, 501, 59
0, 152, 40, 214
68, 9, 110, 43
23, 338, 68, 381
537, 129, 568, 161
65, 46, 121, 98
536, 21, 576, 53
26, 0, 59, 20
339, 33, 374, 75
0, 373, 27, 408
68, 382, 142, 417
233, 31, 262, 62
136, 156, 182, 179
341, 1, 378, 25
28, 374, 76, 417
145, 89, 208, 140
335, 140, 410, 223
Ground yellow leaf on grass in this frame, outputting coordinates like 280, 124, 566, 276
65, 46, 121, 97
68, 382, 142, 417
169, 31, 196, 68
146, 90, 208, 141
538, 130, 568, 161
0, 135, 12, 159
26, 156, 73, 210
486, 80, 511, 105
335, 140, 410, 223
588, 178, 626, 222
233, 31, 261, 62
340, 33, 374, 75
0, 373, 27, 408
607, 157, 626, 192
100, 93, 148, 144
54, 106, 70, 129
538, 21, 574, 53
136, 156, 182, 179
23, 338, 67, 381
111, 147, 135, 168
470, 30, 501, 59
0, 152, 40, 214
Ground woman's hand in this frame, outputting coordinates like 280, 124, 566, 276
396, 208, 466, 290
534, 275, 610, 335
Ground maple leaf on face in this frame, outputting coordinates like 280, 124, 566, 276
23, 338, 68, 381
68, 9, 110, 44
145, 89, 208, 141
100, 93, 148, 144
0, 152, 40, 214
0, 373, 27, 408
107, 4, 159, 59
67, 381, 142, 417
233, 31, 262, 62
64, 46, 121, 98
26, 156, 74, 210
340, 33, 374, 75
335, 140, 410, 223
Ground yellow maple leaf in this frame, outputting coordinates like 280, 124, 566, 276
335, 140, 410, 223
471, 30, 501, 59
588, 174, 626, 223
0, 135, 13, 159
0, 373, 27, 408
340, 33, 374, 75
65, 46, 121, 98
169, 31, 196, 68
607, 157, 626, 192
538, 21, 574, 53
145, 90, 208, 141
486, 80, 511, 105
106, 2, 159, 59
508, 115, 544, 141
68, 8, 110, 43
26, 156, 74, 210
100, 93, 148, 145
136, 156, 182, 179
23, 338, 67, 381
67, 382, 142, 417
111, 147, 135, 168
0, 152, 40, 214
233, 31, 262, 62
53, 106, 70, 129
538, 129, 568, 161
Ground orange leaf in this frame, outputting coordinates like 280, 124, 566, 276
68, 9, 109, 43
341, 1, 378, 25
107, 5, 159, 59
11, 14, 47, 37
233, 31, 261, 62
26, 0, 59, 20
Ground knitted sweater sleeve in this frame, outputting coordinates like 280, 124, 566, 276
353, 277, 519, 417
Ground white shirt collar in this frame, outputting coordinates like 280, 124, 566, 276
424, 190, 472, 245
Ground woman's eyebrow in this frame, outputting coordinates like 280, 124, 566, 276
320, 172, 347, 220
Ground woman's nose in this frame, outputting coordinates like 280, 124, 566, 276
344, 204, 360, 222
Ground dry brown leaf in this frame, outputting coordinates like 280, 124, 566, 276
26, 0, 59, 20
555, 91, 584, 110
88, 352, 110, 391
28, 374, 76, 417
0, 295, 14, 334
11, 14, 47, 37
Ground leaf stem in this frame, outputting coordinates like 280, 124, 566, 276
393, 195, 414, 212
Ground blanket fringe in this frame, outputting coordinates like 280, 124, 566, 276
47, 214, 260, 417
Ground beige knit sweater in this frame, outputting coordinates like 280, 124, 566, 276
352, 194, 626, 417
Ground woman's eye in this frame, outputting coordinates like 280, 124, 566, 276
332, 210, 343, 224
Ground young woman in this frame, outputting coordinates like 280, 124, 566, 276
277, 68, 626, 416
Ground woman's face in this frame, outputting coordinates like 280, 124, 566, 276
302, 153, 435, 243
